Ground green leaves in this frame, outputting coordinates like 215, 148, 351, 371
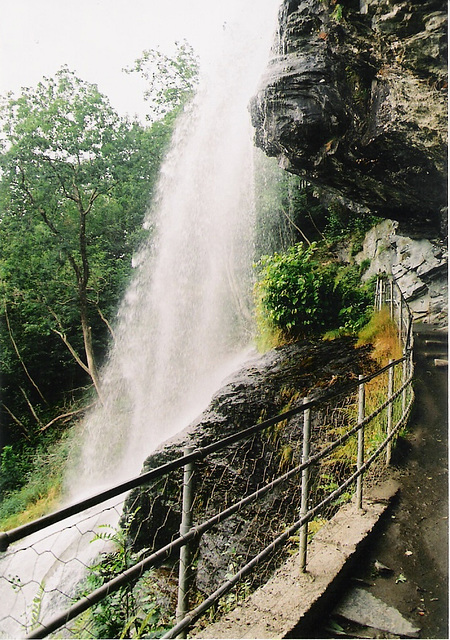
75, 519, 173, 639
124, 40, 199, 121
255, 243, 337, 338
0, 66, 174, 445
254, 243, 374, 345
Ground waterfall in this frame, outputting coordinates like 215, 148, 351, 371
68, 0, 282, 493
0, 3, 282, 636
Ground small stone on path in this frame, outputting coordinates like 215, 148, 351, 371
333, 587, 420, 638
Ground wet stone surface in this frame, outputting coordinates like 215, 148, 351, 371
333, 587, 420, 638
122, 336, 376, 593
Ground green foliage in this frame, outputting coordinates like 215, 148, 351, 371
330, 3, 344, 22
255, 243, 337, 340
75, 521, 173, 639
0, 431, 71, 528
333, 264, 376, 333
254, 243, 375, 347
0, 64, 178, 454
124, 40, 199, 121
29, 583, 45, 633
206, 545, 252, 624
0, 446, 23, 495
324, 200, 381, 242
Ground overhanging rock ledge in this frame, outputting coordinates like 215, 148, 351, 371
250, 0, 447, 234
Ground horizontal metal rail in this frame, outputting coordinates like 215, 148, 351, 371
0, 355, 407, 552
163, 387, 415, 639
26, 364, 415, 639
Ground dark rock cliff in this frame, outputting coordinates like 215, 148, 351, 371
123, 337, 376, 594
250, 0, 447, 234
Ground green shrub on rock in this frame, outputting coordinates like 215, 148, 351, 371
255, 243, 337, 339
254, 243, 374, 348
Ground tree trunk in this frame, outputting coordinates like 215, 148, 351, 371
79, 292, 101, 398
77, 196, 102, 399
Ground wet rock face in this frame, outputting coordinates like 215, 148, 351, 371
250, 0, 447, 232
123, 337, 376, 593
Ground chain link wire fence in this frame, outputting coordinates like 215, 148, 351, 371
0, 497, 126, 637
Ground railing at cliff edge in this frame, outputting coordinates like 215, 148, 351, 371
0, 275, 414, 640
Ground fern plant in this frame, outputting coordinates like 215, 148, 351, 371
73, 519, 173, 638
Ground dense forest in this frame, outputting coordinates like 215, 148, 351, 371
0, 40, 376, 528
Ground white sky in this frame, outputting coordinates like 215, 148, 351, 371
0, 0, 250, 122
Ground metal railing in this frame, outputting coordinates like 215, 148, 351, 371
0, 275, 414, 639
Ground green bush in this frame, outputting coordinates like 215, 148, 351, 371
333, 264, 375, 333
255, 243, 338, 340
254, 243, 375, 347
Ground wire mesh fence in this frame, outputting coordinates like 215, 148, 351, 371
0, 497, 126, 637
0, 275, 414, 639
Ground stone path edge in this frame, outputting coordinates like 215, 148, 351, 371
195, 478, 401, 639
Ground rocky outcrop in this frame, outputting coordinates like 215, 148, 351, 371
123, 337, 376, 594
356, 219, 448, 325
250, 0, 447, 234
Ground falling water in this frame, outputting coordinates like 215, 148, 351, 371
0, 3, 282, 636
70, 0, 282, 492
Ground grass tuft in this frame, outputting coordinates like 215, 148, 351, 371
356, 308, 403, 366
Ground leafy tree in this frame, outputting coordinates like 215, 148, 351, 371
0, 67, 166, 442
124, 40, 200, 120
0, 42, 200, 507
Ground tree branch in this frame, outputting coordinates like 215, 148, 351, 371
19, 386, 43, 426
281, 206, 312, 246
47, 306, 91, 376
18, 166, 83, 284
4, 303, 47, 403
2, 404, 31, 440
96, 305, 116, 341
42, 155, 78, 203
51, 327, 91, 377
39, 401, 97, 433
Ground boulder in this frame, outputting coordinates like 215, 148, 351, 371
122, 337, 376, 593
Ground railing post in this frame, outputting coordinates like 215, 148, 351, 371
402, 352, 408, 416
299, 397, 311, 572
409, 346, 414, 400
176, 446, 195, 638
399, 293, 403, 337
389, 277, 394, 320
386, 360, 394, 465
356, 375, 365, 510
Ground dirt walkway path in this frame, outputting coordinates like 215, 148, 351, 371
318, 324, 448, 639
